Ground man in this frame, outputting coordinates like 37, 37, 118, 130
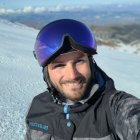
25, 19, 140, 140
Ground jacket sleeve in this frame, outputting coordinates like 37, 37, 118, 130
24, 103, 52, 140
109, 91, 140, 140
25, 125, 52, 140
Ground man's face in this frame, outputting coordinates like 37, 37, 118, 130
47, 50, 91, 101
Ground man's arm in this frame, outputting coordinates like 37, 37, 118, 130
109, 91, 140, 140
25, 125, 52, 140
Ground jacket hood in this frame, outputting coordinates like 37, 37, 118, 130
28, 64, 116, 116
26, 65, 116, 135
42, 56, 115, 105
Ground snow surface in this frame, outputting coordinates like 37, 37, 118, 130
0, 19, 139, 140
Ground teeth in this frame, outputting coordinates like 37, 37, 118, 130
64, 82, 82, 87
68, 83, 79, 85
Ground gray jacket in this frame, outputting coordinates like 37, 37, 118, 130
25, 66, 140, 140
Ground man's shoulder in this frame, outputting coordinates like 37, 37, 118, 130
26, 91, 54, 117
108, 90, 140, 112
32, 90, 53, 103
101, 89, 135, 109
34, 91, 49, 99
109, 90, 139, 103
103, 89, 134, 100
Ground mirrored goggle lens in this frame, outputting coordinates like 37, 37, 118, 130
34, 19, 96, 66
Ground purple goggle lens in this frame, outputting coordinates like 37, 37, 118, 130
34, 19, 97, 67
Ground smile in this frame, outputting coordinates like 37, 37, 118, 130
62, 81, 84, 89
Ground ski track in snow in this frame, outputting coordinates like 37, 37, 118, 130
0, 19, 139, 140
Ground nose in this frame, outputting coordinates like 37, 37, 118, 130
66, 64, 79, 80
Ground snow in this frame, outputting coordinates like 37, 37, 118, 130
0, 19, 46, 139
117, 43, 140, 55
0, 19, 139, 140
94, 46, 140, 97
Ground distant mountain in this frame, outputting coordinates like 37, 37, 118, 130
92, 24, 140, 46
0, 4, 140, 50
0, 4, 140, 29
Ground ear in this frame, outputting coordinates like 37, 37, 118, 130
43, 67, 53, 88
33, 51, 37, 59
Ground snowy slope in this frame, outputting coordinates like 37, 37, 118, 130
0, 19, 139, 140
0, 19, 46, 140
94, 46, 140, 97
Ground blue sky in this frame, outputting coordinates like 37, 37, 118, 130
0, 0, 140, 15
0, 0, 140, 9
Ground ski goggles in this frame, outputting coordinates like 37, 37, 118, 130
34, 19, 97, 67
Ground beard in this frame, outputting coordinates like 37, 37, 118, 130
51, 75, 91, 101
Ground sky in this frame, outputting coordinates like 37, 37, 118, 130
0, 18, 140, 139
0, 0, 140, 15
0, 0, 140, 9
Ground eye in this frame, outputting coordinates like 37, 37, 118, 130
53, 64, 65, 68
76, 59, 85, 64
